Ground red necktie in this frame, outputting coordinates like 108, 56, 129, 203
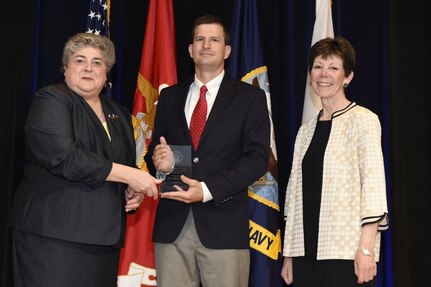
190, 85, 208, 151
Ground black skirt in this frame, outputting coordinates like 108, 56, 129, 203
292, 256, 376, 287
12, 230, 120, 287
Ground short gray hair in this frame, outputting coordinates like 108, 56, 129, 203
62, 33, 116, 72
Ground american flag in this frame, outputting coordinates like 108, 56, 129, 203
85, 0, 112, 97
86, 0, 109, 36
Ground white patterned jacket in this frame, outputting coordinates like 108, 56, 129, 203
283, 103, 389, 261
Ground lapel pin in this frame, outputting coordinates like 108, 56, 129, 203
108, 113, 119, 120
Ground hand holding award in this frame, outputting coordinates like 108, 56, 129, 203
152, 137, 192, 192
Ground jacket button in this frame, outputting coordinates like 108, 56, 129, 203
193, 157, 199, 163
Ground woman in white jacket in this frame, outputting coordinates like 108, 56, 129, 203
281, 37, 388, 287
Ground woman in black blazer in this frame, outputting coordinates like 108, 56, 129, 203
10, 33, 161, 287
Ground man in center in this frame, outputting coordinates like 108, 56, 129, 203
144, 15, 270, 287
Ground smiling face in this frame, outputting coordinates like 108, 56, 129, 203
310, 54, 353, 101
188, 23, 231, 74
64, 46, 107, 99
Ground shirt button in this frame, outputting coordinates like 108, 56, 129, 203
193, 157, 199, 163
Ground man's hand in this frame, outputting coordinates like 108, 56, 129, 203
160, 175, 203, 203
152, 136, 174, 173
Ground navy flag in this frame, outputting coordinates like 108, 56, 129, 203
229, 0, 283, 286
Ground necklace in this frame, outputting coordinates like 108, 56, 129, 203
98, 110, 105, 122
88, 97, 105, 122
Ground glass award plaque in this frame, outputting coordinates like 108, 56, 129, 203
160, 145, 192, 192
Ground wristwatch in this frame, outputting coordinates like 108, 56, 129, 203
156, 170, 169, 180
358, 246, 374, 256
156, 162, 175, 180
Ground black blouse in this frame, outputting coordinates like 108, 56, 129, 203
302, 120, 332, 257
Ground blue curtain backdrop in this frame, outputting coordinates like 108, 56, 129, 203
1, 0, 430, 286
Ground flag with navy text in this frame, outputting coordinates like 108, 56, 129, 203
229, 0, 283, 286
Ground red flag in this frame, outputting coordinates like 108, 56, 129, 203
117, 0, 177, 286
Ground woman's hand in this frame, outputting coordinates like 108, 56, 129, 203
125, 187, 145, 212
355, 222, 379, 283
126, 168, 160, 199
281, 257, 293, 285
354, 249, 377, 284
107, 163, 161, 199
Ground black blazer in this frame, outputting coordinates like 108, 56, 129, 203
10, 83, 135, 247
145, 73, 270, 249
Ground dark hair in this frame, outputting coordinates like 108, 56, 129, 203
191, 15, 230, 45
308, 37, 356, 77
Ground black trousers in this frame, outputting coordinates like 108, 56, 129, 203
292, 257, 376, 287
12, 230, 120, 287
